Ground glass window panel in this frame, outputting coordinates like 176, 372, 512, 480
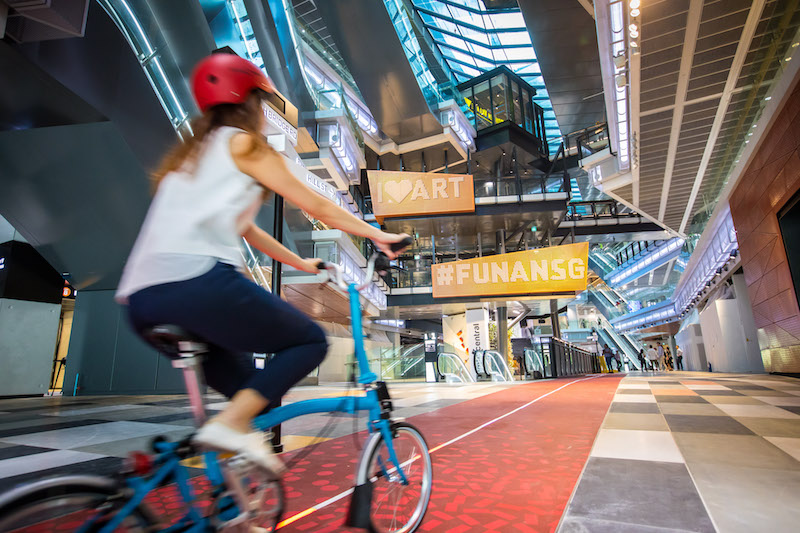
523, 88, 534, 133
512, 81, 522, 127
491, 75, 508, 124
471, 80, 493, 130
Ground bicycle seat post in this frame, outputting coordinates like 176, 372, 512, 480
172, 351, 208, 427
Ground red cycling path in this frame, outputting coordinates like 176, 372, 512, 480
275, 373, 623, 533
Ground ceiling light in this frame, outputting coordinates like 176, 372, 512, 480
786, 57, 792, 62
630, 0, 641, 9
629, 24, 638, 32
793, 43, 799, 48
631, 9, 640, 17
765, 96, 772, 101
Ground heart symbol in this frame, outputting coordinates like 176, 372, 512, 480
384, 179, 413, 204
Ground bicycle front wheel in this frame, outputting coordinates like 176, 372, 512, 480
361, 422, 432, 533
0, 476, 157, 532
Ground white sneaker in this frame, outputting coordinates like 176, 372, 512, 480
193, 422, 286, 478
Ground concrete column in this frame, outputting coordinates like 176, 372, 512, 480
497, 305, 508, 360
732, 273, 765, 371
550, 299, 561, 339
496, 229, 506, 254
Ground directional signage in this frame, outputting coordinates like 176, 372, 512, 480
431, 243, 590, 299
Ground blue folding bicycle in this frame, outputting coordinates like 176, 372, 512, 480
0, 240, 433, 533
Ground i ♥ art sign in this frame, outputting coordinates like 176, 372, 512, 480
367, 170, 475, 221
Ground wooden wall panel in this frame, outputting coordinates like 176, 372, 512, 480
730, 79, 800, 373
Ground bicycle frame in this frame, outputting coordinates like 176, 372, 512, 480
98, 279, 407, 533
251, 282, 407, 482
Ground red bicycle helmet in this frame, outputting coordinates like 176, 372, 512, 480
191, 54, 275, 112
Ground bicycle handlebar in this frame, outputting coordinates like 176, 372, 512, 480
317, 236, 412, 292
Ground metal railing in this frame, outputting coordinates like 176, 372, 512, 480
545, 337, 598, 377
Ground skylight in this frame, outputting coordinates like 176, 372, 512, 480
411, 0, 562, 150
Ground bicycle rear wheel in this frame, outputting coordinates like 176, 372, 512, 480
360, 422, 432, 533
0, 476, 157, 532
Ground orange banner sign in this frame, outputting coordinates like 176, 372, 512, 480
367, 170, 475, 220
431, 243, 590, 298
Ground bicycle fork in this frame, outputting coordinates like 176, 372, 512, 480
346, 419, 409, 529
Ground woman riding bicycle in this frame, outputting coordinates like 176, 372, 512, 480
116, 53, 408, 477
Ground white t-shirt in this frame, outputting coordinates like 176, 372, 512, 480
646, 348, 658, 361
116, 127, 264, 303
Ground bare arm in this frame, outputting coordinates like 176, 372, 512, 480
243, 224, 320, 273
230, 133, 408, 257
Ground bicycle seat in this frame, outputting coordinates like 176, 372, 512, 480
142, 325, 208, 358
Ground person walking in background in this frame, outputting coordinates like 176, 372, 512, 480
646, 344, 658, 371
656, 343, 666, 371
664, 345, 674, 371
676, 345, 684, 370
638, 348, 647, 371
602, 343, 614, 373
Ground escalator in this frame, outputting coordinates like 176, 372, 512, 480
437, 352, 475, 383
473, 350, 515, 382
588, 287, 644, 370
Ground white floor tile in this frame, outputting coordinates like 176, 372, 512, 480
715, 404, 800, 419
617, 383, 652, 390
590, 429, 684, 463
0, 421, 186, 449
764, 437, 800, 462
684, 384, 731, 391
0, 450, 105, 479
612, 394, 657, 403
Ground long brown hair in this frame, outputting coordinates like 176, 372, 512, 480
152, 91, 272, 188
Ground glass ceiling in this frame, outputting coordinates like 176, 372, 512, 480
411, 0, 562, 150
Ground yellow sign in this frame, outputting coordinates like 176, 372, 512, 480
367, 170, 475, 220
431, 243, 590, 299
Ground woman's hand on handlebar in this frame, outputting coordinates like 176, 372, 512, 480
373, 232, 412, 259
298, 257, 326, 274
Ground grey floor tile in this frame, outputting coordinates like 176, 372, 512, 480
664, 414, 755, 435
657, 403, 727, 416
735, 417, 800, 438
656, 396, 709, 404
689, 462, 800, 533
0, 421, 188, 449
694, 390, 743, 396
73, 428, 193, 458
0, 444, 54, 460
674, 433, 800, 470
137, 412, 197, 424
617, 389, 656, 394
779, 406, 800, 416
559, 516, 701, 533
563, 457, 715, 532
0, 419, 108, 439
725, 384, 771, 391
609, 402, 662, 414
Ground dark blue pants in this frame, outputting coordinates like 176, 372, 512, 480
127, 262, 328, 404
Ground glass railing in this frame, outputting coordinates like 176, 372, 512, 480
437, 352, 475, 383
522, 347, 545, 378
482, 350, 515, 382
